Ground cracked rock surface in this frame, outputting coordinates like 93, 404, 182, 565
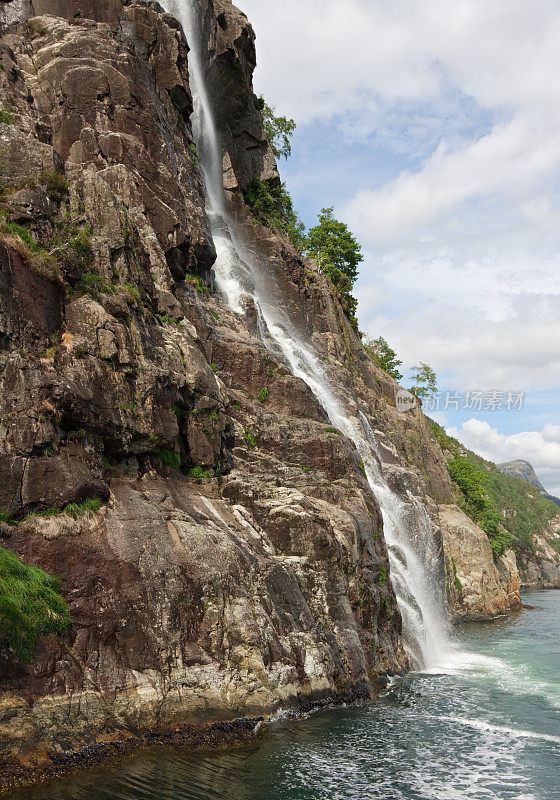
0, 0, 520, 782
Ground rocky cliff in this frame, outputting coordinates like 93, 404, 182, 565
439, 505, 520, 621
496, 461, 560, 588
498, 459, 560, 507
0, 0, 521, 788
516, 516, 560, 589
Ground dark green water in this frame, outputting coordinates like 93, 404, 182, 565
17, 591, 560, 800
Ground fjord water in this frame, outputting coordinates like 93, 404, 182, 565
165, 0, 448, 669
17, 591, 560, 800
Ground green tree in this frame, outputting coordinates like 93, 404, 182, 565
305, 207, 363, 284
258, 96, 296, 161
409, 362, 437, 399
447, 456, 512, 556
363, 336, 403, 380
304, 207, 363, 325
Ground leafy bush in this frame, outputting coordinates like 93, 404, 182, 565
188, 466, 213, 479
409, 362, 437, 399
244, 431, 256, 448
0, 105, 14, 124
378, 565, 387, 586
72, 272, 116, 299
0, 545, 71, 662
479, 510, 512, 557
447, 456, 489, 519
157, 311, 180, 325
304, 207, 363, 326
0, 212, 91, 282
257, 387, 269, 403
121, 282, 141, 302
243, 179, 306, 251
427, 419, 458, 454
305, 207, 363, 284
50, 221, 92, 276
2, 219, 41, 251
185, 272, 209, 294
428, 419, 553, 556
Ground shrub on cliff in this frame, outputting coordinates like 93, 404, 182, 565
243, 179, 306, 251
447, 455, 512, 556
39, 170, 69, 203
0, 545, 71, 662
0, 104, 14, 124
428, 420, 554, 557
305, 207, 363, 284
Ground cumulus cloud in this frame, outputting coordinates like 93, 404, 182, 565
447, 419, 560, 497
240, 0, 560, 393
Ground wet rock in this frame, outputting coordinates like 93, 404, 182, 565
438, 504, 521, 620
0, 0, 464, 786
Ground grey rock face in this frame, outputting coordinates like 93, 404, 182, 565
438, 504, 520, 621
0, 0, 517, 788
498, 459, 547, 493
0, 3, 412, 783
0, 0, 32, 31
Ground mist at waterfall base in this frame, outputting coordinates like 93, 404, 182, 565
166, 0, 449, 670
16, 591, 560, 800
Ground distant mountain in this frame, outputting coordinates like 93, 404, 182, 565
498, 460, 560, 507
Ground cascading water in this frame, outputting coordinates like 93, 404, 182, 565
165, 0, 450, 669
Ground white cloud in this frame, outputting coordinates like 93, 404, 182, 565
344, 115, 560, 247
241, 0, 560, 122
239, 0, 560, 394
447, 419, 560, 497
359, 286, 560, 390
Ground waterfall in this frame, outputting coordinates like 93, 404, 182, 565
164, 0, 450, 669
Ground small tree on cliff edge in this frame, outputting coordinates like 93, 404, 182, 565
305, 207, 363, 284
410, 362, 438, 399
304, 207, 363, 324
257, 96, 296, 161
363, 336, 403, 381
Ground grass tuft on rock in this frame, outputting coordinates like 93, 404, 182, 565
25, 497, 103, 520
0, 545, 71, 662
0, 104, 14, 124
39, 170, 69, 203
188, 466, 214, 479
159, 448, 181, 469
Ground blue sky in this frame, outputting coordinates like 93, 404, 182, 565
239, 0, 560, 495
